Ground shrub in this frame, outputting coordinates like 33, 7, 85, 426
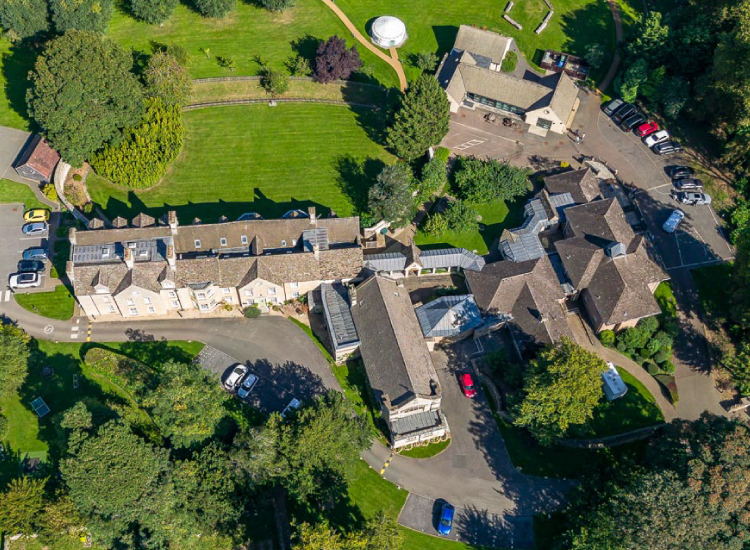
645, 361, 660, 375
616, 325, 650, 354
41, 183, 58, 202
0, 414, 7, 439
49, 266, 59, 279
243, 306, 261, 319
640, 346, 654, 358
433, 146, 450, 164
217, 56, 236, 71
423, 212, 449, 236
417, 156, 448, 201
194, 0, 235, 18
424, 200, 478, 236
654, 374, 679, 403
454, 156, 532, 204
314, 36, 362, 83
83, 202, 93, 214
49, 0, 113, 33
640, 315, 660, 335
129, 0, 178, 24
653, 350, 669, 364
259, 0, 294, 11
412, 52, 439, 72
634, 354, 646, 364
83, 347, 152, 394
486, 350, 523, 389
599, 330, 615, 347
651, 330, 674, 352
286, 55, 310, 76
646, 337, 662, 356
501, 50, 517, 73
260, 68, 289, 97
90, 99, 184, 189
661, 360, 675, 374
72, 173, 82, 182
144, 51, 192, 107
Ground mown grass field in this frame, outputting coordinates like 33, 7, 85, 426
14, 284, 76, 320
88, 103, 395, 223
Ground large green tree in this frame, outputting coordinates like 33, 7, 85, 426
454, 156, 531, 205
49, 0, 113, 33
367, 164, 417, 229
0, 324, 30, 401
26, 30, 143, 166
386, 74, 450, 160
0, 477, 46, 536
129, 0, 178, 24
514, 339, 607, 445
293, 513, 402, 550
0, 0, 50, 39
144, 51, 192, 106
194, 0, 235, 18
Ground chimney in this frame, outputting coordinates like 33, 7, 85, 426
166, 245, 176, 268
348, 284, 357, 306
66, 261, 75, 282
124, 247, 134, 269
313, 242, 320, 260
308, 206, 316, 224
69, 228, 77, 245
168, 210, 178, 234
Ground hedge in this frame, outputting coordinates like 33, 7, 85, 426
654, 374, 679, 404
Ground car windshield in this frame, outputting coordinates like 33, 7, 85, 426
441, 518, 451, 526
21, 274, 34, 281
464, 381, 474, 389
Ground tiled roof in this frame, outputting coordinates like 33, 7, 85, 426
15, 134, 60, 180
554, 237, 604, 289
543, 168, 602, 205
453, 25, 513, 65
351, 276, 440, 410
564, 198, 635, 247
321, 283, 360, 349
364, 246, 485, 272
415, 295, 483, 338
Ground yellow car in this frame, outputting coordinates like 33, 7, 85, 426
23, 209, 50, 223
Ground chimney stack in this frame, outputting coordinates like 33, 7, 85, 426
313, 242, 320, 260
69, 228, 77, 245
308, 206, 317, 224
168, 210, 178, 234
166, 245, 176, 268
124, 247, 134, 269
348, 284, 357, 306
66, 261, 75, 282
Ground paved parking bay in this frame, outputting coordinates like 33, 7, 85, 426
0, 204, 51, 293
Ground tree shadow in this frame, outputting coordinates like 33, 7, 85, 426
333, 154, 386, 216
453, 504, 535, 549
290, 34, 321, 69
243, 358, 327, 415
559, 1, 615, 60
1, 38, 39, 129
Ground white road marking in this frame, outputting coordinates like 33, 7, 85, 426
3, 290, 9, 302
71, 326, 79, 332
453, 139, 486, 151
70, 333, 79, 339
450, 120, 524, 144
19, 236, 47, 241
666, 258, 734, 271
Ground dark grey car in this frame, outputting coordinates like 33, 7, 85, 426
673, 178, 703, 191
612, 104, 636, 123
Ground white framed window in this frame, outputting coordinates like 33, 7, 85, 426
129, 307, 138, 315
223, 288, 231, 295
268, 288, 276, 295
225, 297, 233, 304
200, 303, 209, 311
241, 235, 248, 245
172, 300, 180, 307
103, 296, 110, 303
209, 299, 216, 307
244, 289, 253, 297
269, 297, 277, 303
281, 240, 286, 247
108, 305, 115, 313
220, 238, 227, 247
194, 239, 201, 248
127, 299, 134, 306
292, 291, 300, 298
292, 238, 297, 246
197, 292, 206, 299
168, 291, 176, 298
290, 282, 299, 289
147, 306, 155, 313
143, 297, 151, 304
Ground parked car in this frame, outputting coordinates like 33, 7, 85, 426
662, 209, 685, 233
17, 260, 45, 273
22, 222, 48, 235
237, 373, 258, 400
603, 98, 624, 115
9, 272, 41, 289
223, 364, 248, 390
612, 103, 636, 123
673, 177, 703, 191
437, 502, 455, 536
23, 209, 50, 223
670, 165, 695, 179
281, 398, 302, 418
22, 247, 48, 261
620, 112, 647, 131
459, 373, 477, 398
635, 121, 659, 137
674, 191, 712, 205
654, 141, 683, 155
644, 130, 670, 147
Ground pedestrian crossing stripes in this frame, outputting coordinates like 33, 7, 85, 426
86, 321, 92, 342
3, 290, 9, 302
379, 450, 395, 475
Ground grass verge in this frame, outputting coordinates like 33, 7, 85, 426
397, 438, 451, 458
289, 316, 335, 364
14, 285, 76, 320
0, 179, 45, 210
654, 281, 677, 318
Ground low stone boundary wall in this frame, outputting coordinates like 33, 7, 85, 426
184, 97, 379, 110
535, 10, 554, 34
559, 424, 665, 448
503, 14, 523, 30
504, 1, 514, 12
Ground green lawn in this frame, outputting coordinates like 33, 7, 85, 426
14, 284, 76, 320
87, 103, 395, 223
415, 198, 528, 255
398, 438, 451, 458
0, 179, 45, 210
654, 281, 677, 318
332, 360, 390, 443
337, 0, 616, 82
289, 317, 335, 364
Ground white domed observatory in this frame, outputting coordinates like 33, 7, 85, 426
370, 16, 408, 48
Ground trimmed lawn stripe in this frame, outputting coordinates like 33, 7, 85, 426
0, 179, 45, 210
14, 285, 76, 320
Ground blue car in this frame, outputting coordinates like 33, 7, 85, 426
22, 247, 48, 261
437, 502, 455, 536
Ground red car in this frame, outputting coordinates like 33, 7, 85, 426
459, 373, 477, 398
635, 121, 659, 137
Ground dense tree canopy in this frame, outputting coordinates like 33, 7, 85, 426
416, 155, 448, 201
129, 0, 178, 24
454, 156, 532, 204
144, 51, 192, 106
0, 324, 31, 400
26, 30, 143, 166
293, 513, 402, 550
386, 74, 450, 160
367, 164, 417, 229
0, 477, 46, 536
259, 0, 295, 11
194, 0, 235, 18
0, 0, 50, 39
514, 339, 607, 444
49, 0, 113, 33
314, 36, 362, 83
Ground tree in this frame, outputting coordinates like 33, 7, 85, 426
40, 492, 84, 540
129, 0, 178, 25
61, 420, 174, 546
367, 164, 416, 229
259, 0, 295, 11
261, 68, 289, 97
292, 513, 402, 550
454, 156, 531, 204
661, 76, 689, 119
267, 391, 370, 502
625, 11, 669, 65
0, 324, 30, 400
286, 54, 311, 76
143, 360, 228, 447
386, 74, 450, 160
49, 0, 113, 33
194, 0, 235, 18
144, 51, 191, 106
583, 44, 606, 69
618, 58, 649, 103
514, 339, 607, 444
412, 51, 439, 72
362, 512, 403, 550
416, 156, 448, 201
0, 0, 50, 39
425, 200, 478, 236
0, 477, 46, 536
314, 36, 362, 83
27, 30, 143, 167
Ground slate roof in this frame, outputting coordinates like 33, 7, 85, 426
465, 256, 572, 346
415, 295, 483, 338
391, 410, 444, 436
14, 134, 60, 180
321, 283, 360, 350
554, 237, 604, 289
564, 198, 635, 247
543, 168, 602, 205
453, 25, 513, 66
351, 276, 440, 411
363, 246, 485, 272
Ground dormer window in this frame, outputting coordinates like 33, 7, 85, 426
101, 247, 110, 258
194, 239, 201, 248
281, 240, 287, 247
241, 235, 248, 245
220, 238, 227, 247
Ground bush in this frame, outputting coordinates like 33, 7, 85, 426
651, 330, 674, 352
424, 200, 478, 236
654, 374, 679, 403
486, 350, 523, 389
661, 360, 675, 374
90, 99, 184, 189
412, 52, 439, 72
0, 415, 7, 439
640, 316, 660, 335
640, 346, 654, 358
144, 51, 192, 107
49, 0, 113, 33
72, 173, 82, 182
259, 0, 294, 11
260, 69, 289, 97
194, 0, 234, 18
286, 55, 310, 76
454, 156, 532, 204
433, 146, 450, 164
417, 156, 448, 201
501, 50, 517, 73
50, 266, 59, 279
645, 361, 660, 375
599, 330, 615, 347
652, 350, 669, 364
41, 183, 58, 202
314, 36, 362, 83
243, 306, 261, 319
129, 0, 178, 24
83, 347, 152, 394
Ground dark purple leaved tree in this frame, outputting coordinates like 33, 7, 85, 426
313, 36, 363, 83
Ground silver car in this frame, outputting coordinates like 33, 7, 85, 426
675, 191, 712, 206
22, 222, 48, 235
223, 364, 248, 390
237, 373, 258, 400
10, 272, 41, 289
662, 210, 685, 233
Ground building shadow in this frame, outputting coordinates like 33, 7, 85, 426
432, 26, 459, 58
333, 154, 386, 217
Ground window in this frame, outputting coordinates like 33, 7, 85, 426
197, 292, 206, 299
147, 306, 155, 313
103, 296, 110, 303
281, 240, 287, 247
223, 288, 231, 295
200, 303, 209, 311
244, 289, 253, 297
241, 235, 248, 245
536, 118, 553, 130
168, 291, 176, 298
290, 282, 299, 289
172, 300, 180, 307
194, 239, 201, 249
268, 288, 276, 295
108, 305, 115, 313
209, 299, 216, 307
220, 238, 227, 247
292, 291, 300, 298
143, 297, 151, 304
225, 297, 233, 304
269, 297, 277, 303
127, 299, 134, 306
292, 239, 297, 246
129, 307, 138, 315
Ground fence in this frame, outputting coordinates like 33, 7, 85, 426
184, 97, 380, 111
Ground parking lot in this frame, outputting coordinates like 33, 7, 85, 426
0, 204, 54, 299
